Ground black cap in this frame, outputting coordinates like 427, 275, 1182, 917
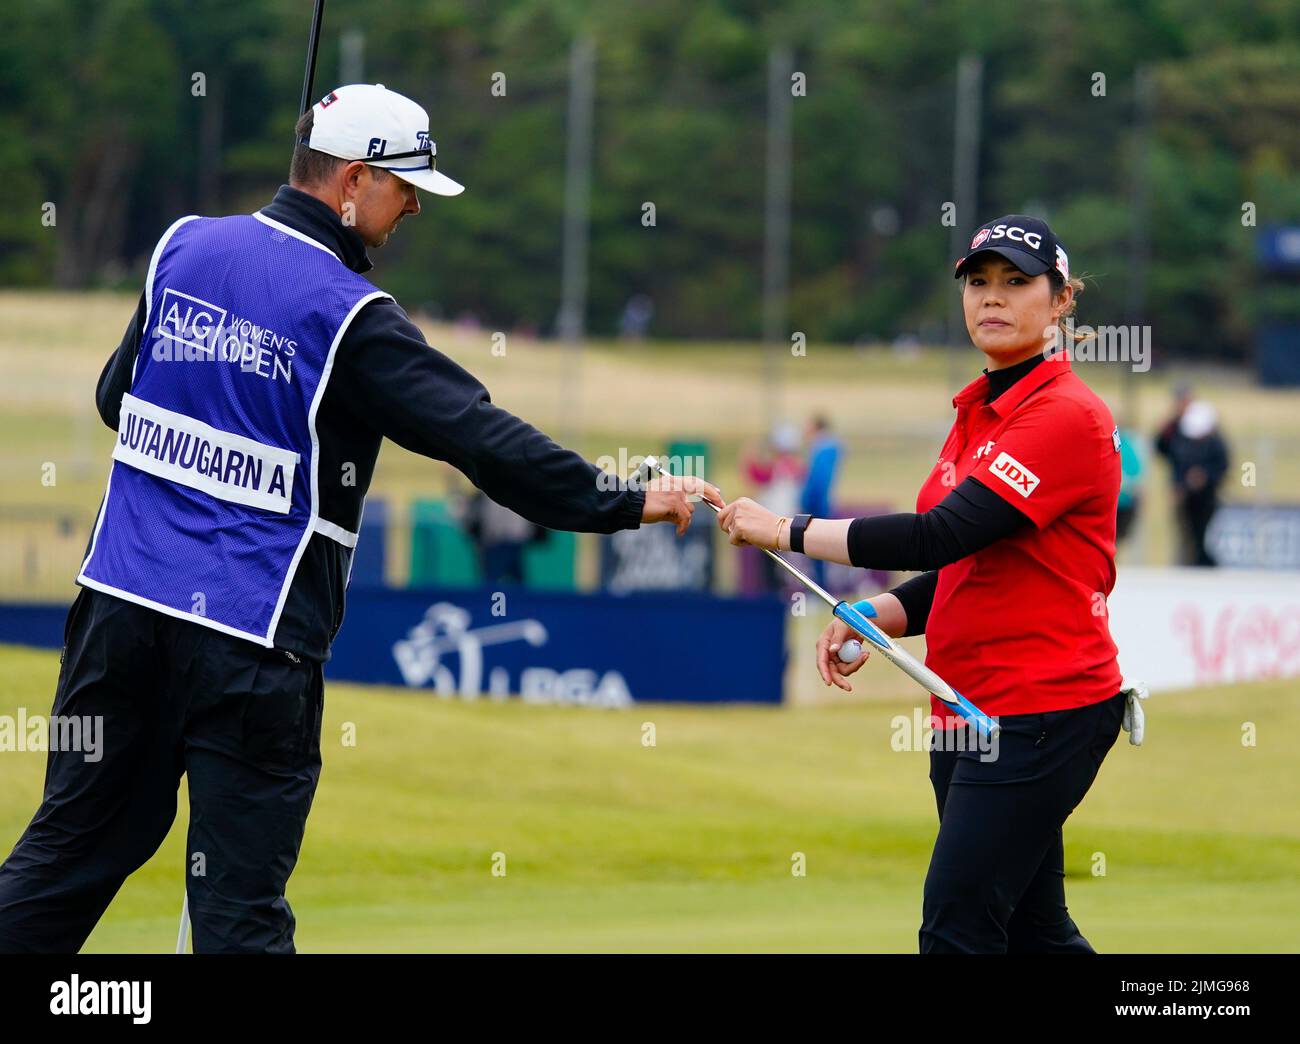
954, 214, 1069, 282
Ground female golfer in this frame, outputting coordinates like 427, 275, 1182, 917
717, 215, 1128, 954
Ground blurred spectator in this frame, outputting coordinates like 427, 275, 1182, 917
1155, 400, 1230, 566
742, 422, 805, 592
891, 332, 922, 361
1153, 383, 1195, 562
463, 491, 545, 584
801, 415, 842, 588
618, 294, 654, 340
1116, 426, 1144, 543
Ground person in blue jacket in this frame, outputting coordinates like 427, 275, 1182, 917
800, 415, 842, 588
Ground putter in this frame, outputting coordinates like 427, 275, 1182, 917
637, 455, 999, 738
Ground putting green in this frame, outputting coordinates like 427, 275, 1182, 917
0, 643, 1295, 952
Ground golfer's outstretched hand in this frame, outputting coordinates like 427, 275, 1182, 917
716, 496, 782, 548
641, 474, 725, 536
816, 618, 871, 692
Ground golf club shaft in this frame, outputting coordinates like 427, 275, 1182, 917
643, 458, 841, 608
641, 456, 998, 737
299, 0, 327, 117
175, 893, 189, 954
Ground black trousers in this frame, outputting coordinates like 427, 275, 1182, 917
0, 588, 324, 953
1181, 491, 1219, 567
920, 690, 1125, 954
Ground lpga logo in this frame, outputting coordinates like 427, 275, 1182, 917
392, 602, 633, 706
394, 602, 545, 694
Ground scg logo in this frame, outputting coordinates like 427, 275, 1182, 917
986, 223, 1042, 250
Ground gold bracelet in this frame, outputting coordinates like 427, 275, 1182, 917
775, 516, 789, 551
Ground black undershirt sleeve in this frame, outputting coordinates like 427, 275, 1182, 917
887, 570, 938, 638
845, 476, 1031, 637
845, 476, 1031, 571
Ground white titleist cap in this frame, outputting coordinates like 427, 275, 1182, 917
1179, 400, 1218, 439
303, 83, 464, 196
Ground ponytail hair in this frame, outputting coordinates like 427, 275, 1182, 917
1049, 270, 1089, 345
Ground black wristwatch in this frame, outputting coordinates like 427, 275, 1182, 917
789, 514, 813, 554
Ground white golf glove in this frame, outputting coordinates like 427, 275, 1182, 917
1120, 678, 1149, 746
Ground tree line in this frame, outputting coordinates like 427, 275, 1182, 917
3, 0, 1298, 359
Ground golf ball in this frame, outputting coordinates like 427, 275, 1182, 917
838, 638, 864, 663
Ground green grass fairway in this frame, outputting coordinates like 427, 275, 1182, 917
1, 643, 1296, 952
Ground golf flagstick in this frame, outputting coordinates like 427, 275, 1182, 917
637, 455, 999, 739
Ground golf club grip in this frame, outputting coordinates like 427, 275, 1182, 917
948, 690, 1000, 738
833, 600, 999, 739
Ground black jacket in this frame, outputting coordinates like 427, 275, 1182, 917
1155, 421, 1229, 495
92, 185, 645, 660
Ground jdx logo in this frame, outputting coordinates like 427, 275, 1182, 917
366, 137, 387, 158
988, 451, 1040, 497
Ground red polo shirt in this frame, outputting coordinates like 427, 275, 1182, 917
916, 355, 1122, 724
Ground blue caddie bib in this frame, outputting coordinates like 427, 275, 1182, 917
79, 211, 391, 646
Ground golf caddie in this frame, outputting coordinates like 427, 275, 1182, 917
0, 83, 721, 954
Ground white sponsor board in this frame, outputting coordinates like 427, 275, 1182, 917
1109, 567, 1300, 692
